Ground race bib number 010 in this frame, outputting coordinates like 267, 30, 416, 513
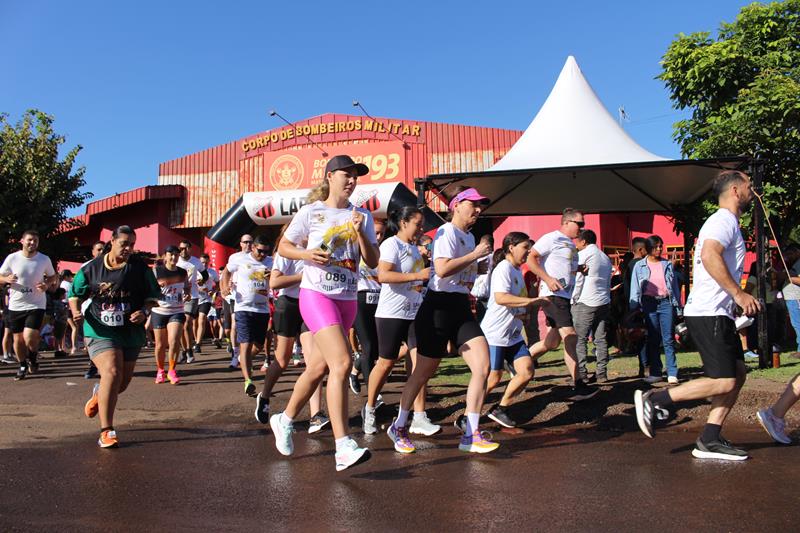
100, 308, 125, 327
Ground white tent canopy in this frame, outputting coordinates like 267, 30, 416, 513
422, 56, 747, 215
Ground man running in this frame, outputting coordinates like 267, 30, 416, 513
0, 230, 58, 380
527, 209, 598, 400
83, 241, 105, 379
177, 240, 206, 363
220, 234, 253, 369
70, 225, 160, 448
634, 170, 760, 460
195, 253, 219, 352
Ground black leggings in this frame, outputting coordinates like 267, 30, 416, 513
353, 291, 379, 387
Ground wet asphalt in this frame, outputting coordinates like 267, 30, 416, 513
1, 348, 798, 532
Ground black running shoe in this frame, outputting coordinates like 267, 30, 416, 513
487, 405, 516, 428
308, 411, 331, 434
349, 373, 361, 395
254, 393, 269, 424
185, 350, 195, 364
691, 437, 749, 461
213, 339, 222, 349
634, 389, 655, 438
454, 414, 467, 433
570, 380, 599, 401
14, 366, 27, 381
84, 364, 98, 379
193, 343, 202, 354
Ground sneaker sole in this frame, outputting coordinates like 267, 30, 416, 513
409, 425, 442, 436
691, 448, 749, 461
336, 448, 370, 472
634, 390, 653, 438
308, 420, 330, 434
487, 412, 516, 429
756, 411, 792, 445
387, 426, 415, 454
97, 439, 118, 448
269, 415, 294, 456
459, 443, 500, 454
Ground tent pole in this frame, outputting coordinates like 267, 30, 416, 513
415, 178, 426, 209
752, 159, 771, 369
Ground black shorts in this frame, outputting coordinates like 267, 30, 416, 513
53, 320, 67, 340
414, 291, 484, 358
544, 296, 573, 329
6, 309, 46, 334
235, 311, 269, 345
151, 311, 186, 329
273, 296, 306, 338
198, 302, 212, 315
685, 315, 744, 379
376, 317, 413, 360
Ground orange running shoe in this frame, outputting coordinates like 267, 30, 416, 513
98, 429, 118, 448
84, 383, 100, 418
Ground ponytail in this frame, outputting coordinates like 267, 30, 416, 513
307, 178, 330, 203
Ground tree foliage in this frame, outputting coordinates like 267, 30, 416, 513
0, 110, 92, 259
660, 0, 800, 242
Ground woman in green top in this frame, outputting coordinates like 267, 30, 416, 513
68, 226, 160, 448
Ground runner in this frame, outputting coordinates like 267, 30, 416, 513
362, 206, 438, 436
177, 240, 206, 364
69, 225, 160, 448
83, 241, 106, 379
387, 186, 499, 455
483, 232, 549, 428
270, 155, 379, 471
256, 225, 328, 433
527, 208, 598, 401
634, 170, 760, 460
59, 270, 80, 356
151, 245, 191, 385
757, 375, 800, 445
350, 219, 386, 395
220, 235, 253, 369
195, 253, 219, 353
222, 234, 273, 397
0, 230, 58, 380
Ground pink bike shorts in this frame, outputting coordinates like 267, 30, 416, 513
298, 288, 357, 334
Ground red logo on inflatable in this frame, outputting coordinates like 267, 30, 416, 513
256, 202, 275, 219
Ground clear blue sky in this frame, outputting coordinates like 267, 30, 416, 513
2, 0, 753, 214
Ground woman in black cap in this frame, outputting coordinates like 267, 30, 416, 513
150, 245, 191, 385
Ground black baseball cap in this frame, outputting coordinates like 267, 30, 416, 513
164, 245, 180, 254
324, 155, 369, 177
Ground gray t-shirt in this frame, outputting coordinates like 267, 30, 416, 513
783, 259, 800, 300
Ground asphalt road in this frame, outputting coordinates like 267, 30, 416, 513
1, 347, 798, 532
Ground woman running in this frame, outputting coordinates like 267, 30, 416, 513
69, 225, 160, 448
362, 206, 435, 435
270, 155, 379, 472
151, 245, 191, 385
256, 225, 328, 434
482, 232, 548, 428
387, 186, 498, 454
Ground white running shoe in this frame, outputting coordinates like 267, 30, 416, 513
362, 405, 377, 435
757, 408, 792, 444
409, 412, 441, 436
667, 375, 679, 385
269, 413, 295, 456
335, 438, 369, 472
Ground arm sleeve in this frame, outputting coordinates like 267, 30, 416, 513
432, 226, 458, 260
492, 263, 513, 295
0, 256, 11, 276
702, 216, 736, 249
44, 258, 56, 277
379, 239, 399, 267
69, 268, 89, 299
284, 206, 310, 245
533, 232, 553, 258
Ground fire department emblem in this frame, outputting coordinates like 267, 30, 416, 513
269, 154, 304, 190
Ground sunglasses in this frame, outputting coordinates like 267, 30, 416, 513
179, 246, 190, 251
241, 240, 253, 244
568, 220, 586, 229
254, 248, 269, 255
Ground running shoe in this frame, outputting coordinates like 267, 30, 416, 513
84, 364, 98, 379
375, 394, 385, 410
226, 341, 233, 355
335, 438, 369, 472
27, 352, 39, 374
309, 411, 331, 434
185, 350, 195, 364
757, 408, 792, 444
244, 379, 256, 397
744, 350, 759, 360
193, 343, 202, 354
269, 413, 295, 456
260, 361, 268, 372
634, 389, 655, 438
409, 412, 442, 436
98, 429, 119, 448
691, 437, 749, 461
1, 353, 16, 364
167, 369, 180, 385
387, 420, 415, 454
487, 405, 516, 428
155, 369, 166, 384
228, 354, 240, 371
454, 414, 467, 433
349, 373, 361, 395
213, 339, 222, 349
14, 365, 27, 381
84, 383, 100, 418
570, 380, 599, 401
362, 405, 377, 435
667, 375, 680, 385
254, 393, 269, 424
178, 350, 187, 364
459, 430, 500, 454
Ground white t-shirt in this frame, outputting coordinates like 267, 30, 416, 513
428, 223, 477, 294
59, 280, 72, 301
358, 260, 381, 293
198, 267, 219, 304
283, 201, 377, 301
272, 252, 303, 299
572, 244, 612, 307
480, 260, 528, 347
224, 251, 248, 303
177, 255, 206, 299
375, 237, 426, 320
0, 251, 56, 311
227, 253, 273, 313
533, 230, 578, 299
684, 208, 746, 319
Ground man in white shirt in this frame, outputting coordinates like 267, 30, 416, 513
635, 170, 760, 461
220, 234, 253, 369
177, 240, 206, 363
195, 253, 219, 353
0, 230, 58, 380
571, 229, 612, 383
528, 208, 598, 401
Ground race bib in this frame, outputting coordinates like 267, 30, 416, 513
100, 307, 125, 327
366, 292, 379, 305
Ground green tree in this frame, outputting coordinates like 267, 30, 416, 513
660, 0, 800, 242
0, 110, 92, 260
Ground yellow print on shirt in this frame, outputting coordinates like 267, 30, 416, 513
322, 221, 357, 252
249, 269, 268, 283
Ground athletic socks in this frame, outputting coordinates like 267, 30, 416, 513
700, 423, 722, 444
413, 411, 425, 419
335, 436, 350, 451
279, 412, 293, 426
466, 412, 480, 434
395, 408, 410, 428
651, 390, 674, 408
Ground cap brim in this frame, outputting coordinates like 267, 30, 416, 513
348, 163, 369, 176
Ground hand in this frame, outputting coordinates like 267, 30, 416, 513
35, 282, 47, 292
7, 273, 18, 284
734, 290, 762, 317
129, 311, 146, 325
184, 294, 192, 302
474, 236, 492, 258
351, 207, 365, 233
417, 267, 431, 281
545, 276, 564, 292
308, 248, 331, 266
72, 312, 83, 323
577, 264, 588, 275
257, 289, 271, 297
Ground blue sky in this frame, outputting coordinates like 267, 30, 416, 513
3, 1, 753, 213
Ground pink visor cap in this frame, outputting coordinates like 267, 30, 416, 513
448, 188, 490, 210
